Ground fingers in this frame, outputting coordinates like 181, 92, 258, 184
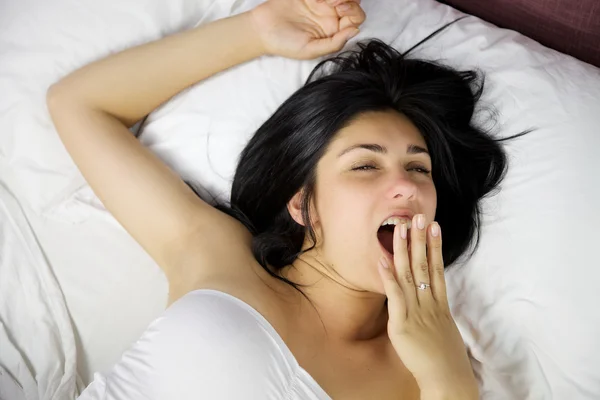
427, 221, 449, 307
392, 221, 417, 309
334, 2, 366, 31
316, 0, 365, 30
303, 27, 359, 58
378, 258, 407, 324
306, 0, 364, 58
410, 214, 434, 305
318, 0, 361, 6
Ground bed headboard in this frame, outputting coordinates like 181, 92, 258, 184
440, 0, 600, 67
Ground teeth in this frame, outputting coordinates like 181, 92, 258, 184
381, 217, 412, 229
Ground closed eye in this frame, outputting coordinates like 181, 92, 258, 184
351, 164, 377, 171
351, 164, 431, 174
410, 166, 431, 174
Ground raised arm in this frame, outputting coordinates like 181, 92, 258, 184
47, 0, 364, 301
48, 14, 265, 128
47, 13, 266, 276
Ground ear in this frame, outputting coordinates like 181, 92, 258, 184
287, 190, 306, 227
287, 189, 320, 227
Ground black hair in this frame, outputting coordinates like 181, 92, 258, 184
194, 21, 529, 289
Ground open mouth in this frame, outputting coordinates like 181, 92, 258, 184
377, 220, 411, 256
377, 225, 395, 255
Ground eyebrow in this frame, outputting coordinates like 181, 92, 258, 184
337, 143, 430, 158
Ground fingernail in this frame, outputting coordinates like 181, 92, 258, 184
337, 3, 351, 11
418, 214, 425, 230
400, 223, 407, 239
380, 257, 390, 269
431, 222, 440, 237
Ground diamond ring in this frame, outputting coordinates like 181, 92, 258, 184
416, 282, 431, 290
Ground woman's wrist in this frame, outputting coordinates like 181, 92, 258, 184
189, 11, 268, 70
228, 11, 269, 59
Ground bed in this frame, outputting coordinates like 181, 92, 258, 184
1, 0, 599, 399
440, 0, 600, 68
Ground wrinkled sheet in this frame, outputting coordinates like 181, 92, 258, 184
0, 178, 81, 400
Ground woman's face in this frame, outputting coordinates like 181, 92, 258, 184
308, 110, 437, 293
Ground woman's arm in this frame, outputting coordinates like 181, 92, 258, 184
47, 0, 365, 302
47, 13, 265, 279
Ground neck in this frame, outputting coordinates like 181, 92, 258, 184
280, 251, 389, 343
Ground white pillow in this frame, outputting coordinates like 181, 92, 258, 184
0, 0, 242, 221
102, 1, 600, 398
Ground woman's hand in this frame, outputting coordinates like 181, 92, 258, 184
378, 215, 479, 399
249, 0, 365, 60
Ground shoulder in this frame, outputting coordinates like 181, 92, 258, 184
80, 290, 300, 400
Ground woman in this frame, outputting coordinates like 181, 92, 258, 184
48, 0, 524, 398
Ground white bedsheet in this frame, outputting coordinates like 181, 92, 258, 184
0, 161, 168, 393
0, 175, 81, 400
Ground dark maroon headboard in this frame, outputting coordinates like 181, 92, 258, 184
440, 0, 600, 68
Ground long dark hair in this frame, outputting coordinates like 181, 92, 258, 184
188, 22, 529, 289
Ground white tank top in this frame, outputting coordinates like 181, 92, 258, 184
78, 289, 331, 400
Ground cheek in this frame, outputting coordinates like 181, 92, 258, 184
315, 181, 373, 243
423, 182, 437, 219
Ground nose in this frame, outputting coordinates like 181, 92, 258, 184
388, 171, 418, 200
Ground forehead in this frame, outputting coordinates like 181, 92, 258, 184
329, 110, 426, 151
